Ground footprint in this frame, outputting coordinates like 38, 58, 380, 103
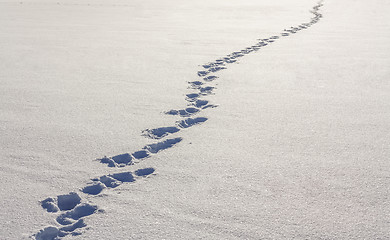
134, 167, 155, 177
250, 46, 261, 51
177, 117, 208, 128
98, 153, 133, 167
230, 51, 245, 58
185, 93, 200, 102
225, 59, 237, 63
202, 62, 224, 69
142, 126, 180, 139
184, 107, 200, 114
132, 150, 150, 159
203, 76, 218, 82
110, 172, 135, 183
98, 150, 150, 167
56, 203, 98, 225
41, 192, 81, 213
111, 153, 133, 165
93, 175, 121, 188
193, 99, 209, 108
57, 192, 81, 211
257, 42, 268, 47
199, 86, 215, 95
37, 193, 96, 238
81, 182, 106, 195
59, 219, 86, 234
165, 107, 200, 117
143, 111, 210, 139
83, 168, 155, 195
144, 137, 182, 154
223, 55, 237, 63
197, 71, 209, 77
202, 104, 218, 110
165, 109, 189, 116
208, 66, 226, 73
34, 226, 61, 240
36, 168, 156, 239
87, 172, 135, 192
242, 48, 254, 54
98, 157, 117, 167
41, 198, 59, 213
188, 81, 203, 89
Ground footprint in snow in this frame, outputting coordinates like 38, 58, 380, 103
35, 168, 155, 239
142, 117, 208, 140
165, 107, 200, 117
98, 137, 182, 167
188, 81, 204, 89
203, 76, 218, 82
37, 192, 98, 239
82, 168, 155, 195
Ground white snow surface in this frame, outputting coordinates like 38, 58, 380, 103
0, 0, 389, 239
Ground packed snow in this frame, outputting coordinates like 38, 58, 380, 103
0, 0, 389, 239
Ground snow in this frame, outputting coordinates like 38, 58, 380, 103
0, 0, 389, 239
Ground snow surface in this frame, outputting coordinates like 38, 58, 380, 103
0, 0, 389, 239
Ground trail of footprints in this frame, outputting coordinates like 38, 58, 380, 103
32, 2, 323, 239
34, 168, 155, 239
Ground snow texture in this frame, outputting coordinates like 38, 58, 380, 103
0, 0, 389, 239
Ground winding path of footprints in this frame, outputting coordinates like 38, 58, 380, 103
33, 2, 324, 239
